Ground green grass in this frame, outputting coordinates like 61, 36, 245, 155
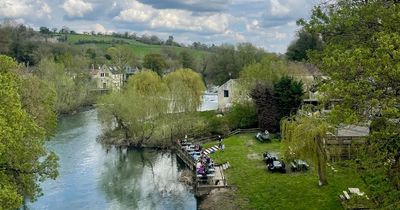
66, 34, 209, 59
203, 134, 367, 210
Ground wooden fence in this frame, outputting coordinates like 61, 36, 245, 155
325, 135, 366, 161
191, 128, 259, 144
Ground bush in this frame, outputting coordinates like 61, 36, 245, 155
226, 102, 257, 129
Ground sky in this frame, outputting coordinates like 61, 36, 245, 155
0, 0, 321, 53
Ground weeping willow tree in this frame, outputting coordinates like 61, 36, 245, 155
97, 69, 206, 147
98, 70, 169, 147
164, 68, 205, 113
281, 115, 332, 186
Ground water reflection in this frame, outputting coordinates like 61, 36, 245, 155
28, 110, 196, 210
100, 149, 195, 210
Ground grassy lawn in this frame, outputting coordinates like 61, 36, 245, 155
203, 134, 367, 210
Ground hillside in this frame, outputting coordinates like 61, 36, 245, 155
66, 34, 209, 59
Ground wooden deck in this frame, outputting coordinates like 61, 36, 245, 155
175, 143, 228, 197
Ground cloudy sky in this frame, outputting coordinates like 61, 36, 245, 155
0, 0, 321, 53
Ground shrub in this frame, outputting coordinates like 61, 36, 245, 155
226, 102, 257, 129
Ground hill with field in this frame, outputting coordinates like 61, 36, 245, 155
66, 34, 209, 60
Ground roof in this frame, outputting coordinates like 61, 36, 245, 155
336, 125, 370, 137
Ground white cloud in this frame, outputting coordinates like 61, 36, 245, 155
274, 31, 287, 40
115, 0, 231, 34
92, 23, 112, 34
224, 30, 246, 42
270, 0, 290, 16
246, 20, 261, 32
0, 0, 51, 19
0, 0, 31, 17
114, 1, 154, 22
63, 0, 93, 17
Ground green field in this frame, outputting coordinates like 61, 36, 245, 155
203, 134, 368, 210
66, 34, 208, 59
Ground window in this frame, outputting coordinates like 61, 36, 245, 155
224, 90, 229, 97
100, 73, 105, 77
105, 73, 109, 77
103, 83, 107, 89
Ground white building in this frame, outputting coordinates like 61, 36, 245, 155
217, 79, 238, 112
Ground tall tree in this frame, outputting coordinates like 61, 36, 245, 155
0, 55, 58, 209
106, 46, 138, 72
273, 76, 304, 121
164, 68, 206, 112
179, 50, 194, 69
239, 54, 286, 95
286, 30, 323, 61
249, 83, 279, 132
143, 53, 168, 76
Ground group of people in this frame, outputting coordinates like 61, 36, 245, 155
196, 153, 214, 176
178, 135, 219, 178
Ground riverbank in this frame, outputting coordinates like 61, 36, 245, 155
201, 133, 368, 210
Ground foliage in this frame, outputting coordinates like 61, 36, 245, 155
0, 55, 58, 209
299, 0, 400, 206
179, 50, 194, 69
106, 45, 138, 73
286, 30, 323, 61
164, 68, 206, 112
0, 24, 38, 65
35, 59, 91, 114
204, 134, 367, 210
205, 43, 267, 85
249, 83, 279, 133
143, 53, 168, 76
97, 69, 206, 147
20, 75, 57, 138
273, 76, 304, 121
281, 114, 331, 185
225, 102, 258, 129
239, 54, 286, 93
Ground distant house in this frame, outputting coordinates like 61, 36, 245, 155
124, 66, 139, 82
218, 79, 238, 112
90, 64, 123, 90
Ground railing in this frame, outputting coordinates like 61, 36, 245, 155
192, 128, 259, 144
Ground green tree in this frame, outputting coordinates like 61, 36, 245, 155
97, 69, 206, 147
249, 83, 279, 132
239, 54, 286, 95
164, 68, 206, 113
0, 55, 58, 209
281, 115, 331, 186
107, 46, 138, 72
236, 43, 266, 68
179, 50, 194, 69
225, 102, 258, 129
205, 44, 238, 85
98, 71, 168, 147
299, 0, 400, 206
20, 75, 57, 138
35, 59, 87, 114
286, 30, 323, 61
143, 53, 168, 76
273, 76, 304, 121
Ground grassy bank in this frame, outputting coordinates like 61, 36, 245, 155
203, 134, 367, 210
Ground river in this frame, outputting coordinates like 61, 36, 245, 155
27, 110, 197, 210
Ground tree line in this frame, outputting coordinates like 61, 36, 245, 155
281, 0, 400, 208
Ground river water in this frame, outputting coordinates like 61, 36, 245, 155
27, 110, 196, 210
